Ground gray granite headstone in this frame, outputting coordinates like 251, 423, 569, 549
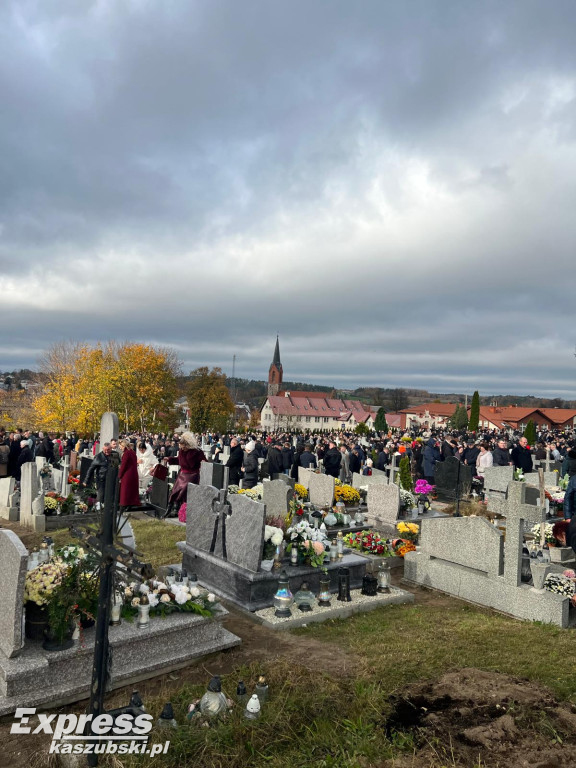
199, 462, 227, 490
419, 516, 503, 576
225, 494, 267, 572
0, 477, 14, 508
483, 466, 514, 495
97, 412, 119, 453
186, 483, 221, 554
503, 481, 546, 587
352, 472, 388, 489
308, 472, 335, 507
367, 484, 400, 532
19, 462, 39, 527
263, 479, 291, 519
297, 467, 315, 490
0, 530, 28, 658
272, 474, 295, 490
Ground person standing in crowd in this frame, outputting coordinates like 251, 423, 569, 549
323, 441, 341, 478
164, 432, 205, 514
118, 439, 140, 510
339, 444, 350, 483
0, 435, 8, 478
475, 442, 493, 475
492, 437, 511, 466
242, 440, 259, 489
35, 432, 55, 465
463, 439, 480, 472
348, 446, 361, 475
267, 442, 284, 476
83, 442, 113, 504
281, 441, 293, 476
423, 437, 441, 485
226, 437, 244, 485
511, 436, 533, 474
136, 440, 157, 491
299, 443, 317, 469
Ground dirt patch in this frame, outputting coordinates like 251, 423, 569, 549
385, 668, 576, 767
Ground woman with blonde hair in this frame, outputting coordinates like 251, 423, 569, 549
118, 439, 140, 510
165, 432, 205, 515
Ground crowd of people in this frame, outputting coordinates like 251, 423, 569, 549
3, 424, 576, 517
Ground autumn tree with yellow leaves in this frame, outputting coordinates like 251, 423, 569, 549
187, 367, 235, 433
33, 341, 180, 433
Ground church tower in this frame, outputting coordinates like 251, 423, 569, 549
268, 336, 283, 397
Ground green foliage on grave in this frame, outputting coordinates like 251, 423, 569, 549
468, 390, 480, 432
374, 406, 388, 433
398, 454, 413, 491
524, 419, 537, 446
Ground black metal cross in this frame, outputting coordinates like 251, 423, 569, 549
71, 466, 154, 767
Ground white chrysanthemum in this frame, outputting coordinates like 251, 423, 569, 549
147, 593, 159, 608
139, 583, 150, 594
207, 593, 216, 603
189, 587, 200, 598
271, 531, 284, 546
174, 590, 189, 605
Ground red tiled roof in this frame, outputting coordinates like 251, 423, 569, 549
400, 402, 459, 417
266, 394, 375, 422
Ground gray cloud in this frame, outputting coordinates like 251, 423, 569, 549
2, 0, 576, 397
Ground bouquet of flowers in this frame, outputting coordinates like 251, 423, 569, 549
25, 561, 68, 606
396, 521, 419, 542
236, 483, 264, 500
285, 519, 327, 568
334, 484, 361, 505
391, 539, 417, 558
75, 502, 89, 514
544, 573, 575, 597
344, 530, 392, 556
414, 479, 434, 495
120, 579, 220, 619
530, 522, 555, 544
43, 495, 60, 511
294, 483, 308, 500
399, 489, 416, 509
263, 525, 284, 560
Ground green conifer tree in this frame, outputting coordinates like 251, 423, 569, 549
398, 455, 413, 492
468, 391, 480, 432
524, 419, 536, 446
374, 407, 388, 433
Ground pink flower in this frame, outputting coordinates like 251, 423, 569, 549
178, 503, 187, 523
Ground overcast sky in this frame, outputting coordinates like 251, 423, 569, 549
2, 1, 576, 397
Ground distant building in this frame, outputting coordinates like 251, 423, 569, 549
260, 339, 378, 430
268, 336, 283, 397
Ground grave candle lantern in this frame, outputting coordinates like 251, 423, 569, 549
377, 560, 391, 593
137, 594, 150, 629
337, 567, 352, 602
318, 574, 332, 607
273, 570, 294, 618
294, 582, 315, 612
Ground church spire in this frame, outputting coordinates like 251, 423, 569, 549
268, 336, 283, 397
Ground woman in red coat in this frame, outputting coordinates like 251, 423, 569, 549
118, 439, 141, 509
165, 431, 205, 514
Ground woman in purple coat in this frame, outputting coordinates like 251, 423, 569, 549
165, 432, 205, 513
118, 440, 141, 509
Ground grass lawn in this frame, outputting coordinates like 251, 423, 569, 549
23, 519, 576, 768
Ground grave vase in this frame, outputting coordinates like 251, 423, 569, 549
25, 601, 49, 641
42, 619, 76, 652
530, 561, 551, 591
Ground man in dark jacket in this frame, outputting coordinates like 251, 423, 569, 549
281, 441, 294, 475
35, 432, 55, 464
225, 438, 244, 485
323, 441, 341, 478
267, 443, 284, 476
300, 444, 317, 469
492, 438, 512, 466
422, 437, 441, 485
83, 443, 113, 503
463, 440, 480, 471
511, 437, 533, 474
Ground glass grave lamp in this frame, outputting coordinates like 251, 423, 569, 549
156, 702, 178, 729
318, 574, 332, 607
273, 570, 294, 618
294, 582, 315, 612
199, 676, 229, 717
245, 694, 261, 720
337, 568, 352, 602
377, 560, 391, 593
255, 675, 269, 703
361, 562, 378, 596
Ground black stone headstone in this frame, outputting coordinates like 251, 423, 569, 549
524, 486, 541, 506
150, 477, 169, 512
434, 457, 472, 502
79, 456, 93, 485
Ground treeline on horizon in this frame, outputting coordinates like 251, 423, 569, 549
2, 369, 573, 413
